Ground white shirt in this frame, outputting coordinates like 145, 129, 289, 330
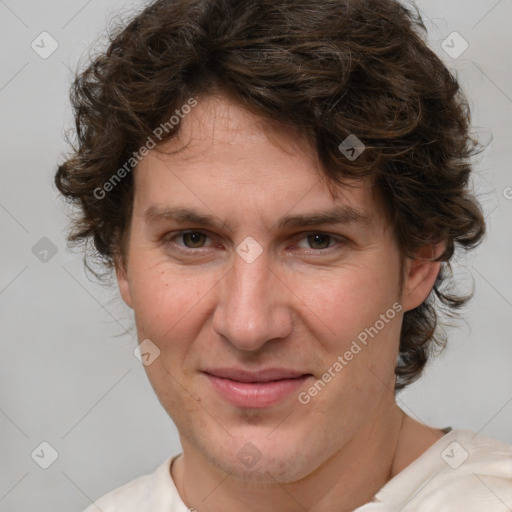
83, 429, 512, 511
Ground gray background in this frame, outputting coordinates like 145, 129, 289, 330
0, 0, 511, 510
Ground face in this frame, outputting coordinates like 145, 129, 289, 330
116, 94, 438, 483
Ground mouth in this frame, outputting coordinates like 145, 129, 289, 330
202, 368, 313, 408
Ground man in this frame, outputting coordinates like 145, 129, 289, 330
55, 0, 512, 510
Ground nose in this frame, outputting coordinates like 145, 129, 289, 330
212, 248, 293, 352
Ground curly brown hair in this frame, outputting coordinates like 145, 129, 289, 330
55, 0, 486, 391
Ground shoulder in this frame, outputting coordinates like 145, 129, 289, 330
420, 430, 512, 510
82, 455, 185, 512
359, 430, 512, 512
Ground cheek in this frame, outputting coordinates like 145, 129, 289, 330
293, 262, 400, 345
128, 257, 215, 347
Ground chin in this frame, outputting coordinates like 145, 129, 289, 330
196, 428, 319, 484
214, 454, 310, 485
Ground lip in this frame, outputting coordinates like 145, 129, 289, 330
203, 368, 312, 408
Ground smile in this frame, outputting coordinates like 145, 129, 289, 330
203, 368, 312, 408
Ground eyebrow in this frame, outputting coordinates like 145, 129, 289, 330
143, 204, 372, 231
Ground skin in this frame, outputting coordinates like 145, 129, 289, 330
116, 94, 447, 512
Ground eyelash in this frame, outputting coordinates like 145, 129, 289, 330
164, 230, 347, 255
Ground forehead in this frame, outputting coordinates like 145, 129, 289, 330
148, 94, 322, 177
133, 94, 389, 232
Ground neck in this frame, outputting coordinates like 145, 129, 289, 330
172, 404, 409, 512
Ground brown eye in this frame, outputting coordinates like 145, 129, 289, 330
306, 233, 333, 250
182, 231, 207, 248
294, 232, 345, 253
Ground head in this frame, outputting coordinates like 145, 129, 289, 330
56, 0, 485, 483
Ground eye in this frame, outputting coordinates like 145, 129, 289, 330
295, 232, 342, 250
163, 230, 347, 257
302, 233, 334, 250
166, 230, 212, 251
180, 231, 208, 248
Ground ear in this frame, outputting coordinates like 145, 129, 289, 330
115, 258, 133, 309
401, 242, 445, 312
